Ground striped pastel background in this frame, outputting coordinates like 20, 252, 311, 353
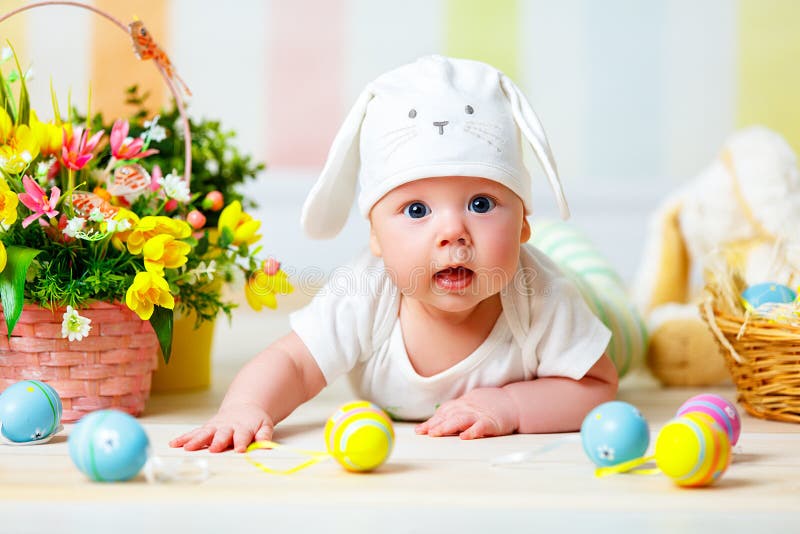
0, 0, 799, 281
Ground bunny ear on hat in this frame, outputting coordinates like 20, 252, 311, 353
301, 87, 374, 239
500, 74, 570, 220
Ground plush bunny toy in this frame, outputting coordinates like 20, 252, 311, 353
301, 55, 569, 239
634, 126, 800, 386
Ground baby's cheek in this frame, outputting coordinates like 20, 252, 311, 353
383, 257, 427, 295
477, 242, 520, 292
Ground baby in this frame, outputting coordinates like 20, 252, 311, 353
171, 56, 618, 453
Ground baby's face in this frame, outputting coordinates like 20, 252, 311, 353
369, 176, 530, 314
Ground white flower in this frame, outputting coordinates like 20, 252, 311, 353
0, 47, 11, 62
141, 116, 167, 142
106, 217, 131, 233
61, 306, 92, 342
97, 429, 120, 453
205, 159, 219, 174
63, 217, 86, 238
35, 160, 51, 179
158, 170, 191, 203
149, 125, 167, 142
597, 445, 615, 462
88, 208, 105, 223
186, 260, 217, 284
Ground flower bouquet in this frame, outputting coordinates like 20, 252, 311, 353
0, 44, 292, 419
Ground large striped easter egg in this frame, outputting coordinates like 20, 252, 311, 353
324, 401, 394, 472
655, 412, 731, 487
68, 410, 149, 482
676, 394, 741, 446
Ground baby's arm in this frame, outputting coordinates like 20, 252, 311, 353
416, 353, 618, 439
170, 331, 326, 452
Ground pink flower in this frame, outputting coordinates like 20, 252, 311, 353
61, 128, 104, 171
150, 164, 163, 191
18, 176, 60, 227
110, 120, 158, 161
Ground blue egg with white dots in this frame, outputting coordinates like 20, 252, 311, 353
68, 410, 149, 482
741, 282, 797, 310
0, 380, 63, 443
581, 401, 650, 467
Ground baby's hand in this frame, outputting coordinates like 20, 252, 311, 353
415, 387, 519, 440
169, 403, 275, 453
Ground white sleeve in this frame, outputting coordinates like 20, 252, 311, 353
288, 252, 394, 385
520, 251, 611, 380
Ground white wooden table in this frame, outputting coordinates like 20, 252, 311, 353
1, 307, 798, 533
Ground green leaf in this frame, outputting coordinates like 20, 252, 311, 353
149, 305, 174, 364
0, 60, 16, 122
218, 226, 234, 248
7, 42, 28, 125
50, 78, 62, 126
0, 246, 42, 337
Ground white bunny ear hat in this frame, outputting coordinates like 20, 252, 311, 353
301, 55, 569, 239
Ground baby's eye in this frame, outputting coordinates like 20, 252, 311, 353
408, 109, 417, 119
468, 196, 495, 214
403, 201, 429, 219
465, 105, 474, 115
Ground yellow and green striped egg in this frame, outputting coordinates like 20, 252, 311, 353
324, 401, 394, 472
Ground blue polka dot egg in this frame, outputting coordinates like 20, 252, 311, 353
0, 380, 63, 443
69, 410, 149, 482
581, 401, 650, 467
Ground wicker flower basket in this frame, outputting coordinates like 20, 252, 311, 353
0, 1, 195, 422
701, 274, 800, 424
0, 302, 158, 422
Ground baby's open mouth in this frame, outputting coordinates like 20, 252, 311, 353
433, 266, 474, 291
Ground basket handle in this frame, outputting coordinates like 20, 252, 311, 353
0, 0, 192, 186
702, 297, 745, 364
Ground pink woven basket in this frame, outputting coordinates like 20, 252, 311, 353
0, 302, 158, 422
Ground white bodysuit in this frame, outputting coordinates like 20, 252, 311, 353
289, 244, 611, 421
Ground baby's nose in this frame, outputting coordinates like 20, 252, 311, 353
439, 236, 469, 248
432, 121, 449, 135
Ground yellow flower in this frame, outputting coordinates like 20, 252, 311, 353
143, 234, 191, 274
0, 124, 40, 174
0, 241, 6, 272
244, 269, 293, 311
0, 108, 12, 144
0, 179, 18, 225
125, 271, 175, 320
126, 216, 191, 255
110, 207, 140, 250
30, 112, 65, 157
218, 200, 261, 246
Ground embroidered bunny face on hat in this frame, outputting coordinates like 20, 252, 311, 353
302, 55, 569, 239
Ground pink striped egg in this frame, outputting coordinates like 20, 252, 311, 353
676, 394, 741, 446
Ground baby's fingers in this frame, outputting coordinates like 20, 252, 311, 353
169, 430, 197, 448
428, 413, 476, 437
254, 424, 274, 443
459, 419, 497, 440
208, 427, 235, 453
179, 427, 217, 451
232, 427, 256, 453
415, 419, 435, 434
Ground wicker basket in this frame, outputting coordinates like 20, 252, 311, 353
702, 287, 800, 424
0, 302, 159, 422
